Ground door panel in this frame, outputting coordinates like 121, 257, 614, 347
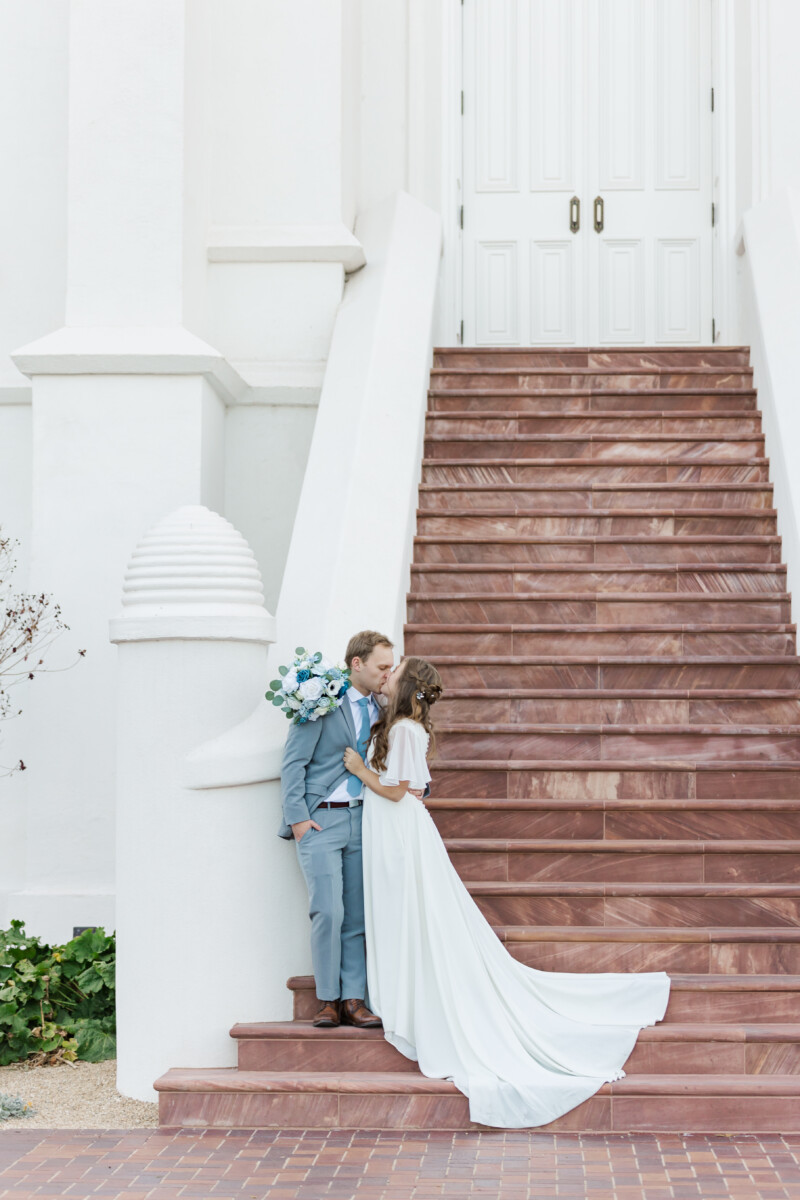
461, 0, 713, 347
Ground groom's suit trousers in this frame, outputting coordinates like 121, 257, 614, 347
295, 803, 367, 1001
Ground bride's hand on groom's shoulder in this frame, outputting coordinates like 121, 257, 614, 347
343, 746, 365, 777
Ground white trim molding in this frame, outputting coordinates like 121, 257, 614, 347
437, 0, 464, 347
207, 224, 366, 272
10, 326, 249, 406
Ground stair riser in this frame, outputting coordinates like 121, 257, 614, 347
410, 598, 790, 624
432, 372, 754, 393
430, 392, 758, 413
449, 849, 800, 884
409, 632, 795, 656
420, 482, 772, 505
157, 1089, 800, 1133
432, 350, 753, 369
435, 698, 800, 726
474, 895, 800, 935
236, 1036, 800, 1077
238, 1039, 419, 1074
431, 808, 800, 841
435, 664, 800, 690
436, 731, 800, 764
413, 543, 782, 565
412, 568, 786, 594
424, 439, 764, 462
408, 598, 790, 624
426, 416, 763, 437
431, 767, 800, 801
510, 940, 800, 976
416, 514, 778, 536
288, 982, 800, 1026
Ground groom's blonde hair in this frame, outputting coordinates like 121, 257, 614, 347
345, 630, 394, 668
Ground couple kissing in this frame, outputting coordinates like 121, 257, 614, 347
280, 629, 672, 1129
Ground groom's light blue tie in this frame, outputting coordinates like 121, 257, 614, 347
346, 696, 372, 797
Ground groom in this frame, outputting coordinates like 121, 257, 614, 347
280, 629, 396, 1029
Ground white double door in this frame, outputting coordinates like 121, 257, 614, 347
462, 0, 713, 346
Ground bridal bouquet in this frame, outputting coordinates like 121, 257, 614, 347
265, 647, 352, 725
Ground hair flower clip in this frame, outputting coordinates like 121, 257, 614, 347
416, 690, 425, 701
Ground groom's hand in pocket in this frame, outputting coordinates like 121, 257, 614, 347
292, 819, 322, 842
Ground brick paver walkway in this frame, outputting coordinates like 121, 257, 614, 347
1, 1129, 800, 1198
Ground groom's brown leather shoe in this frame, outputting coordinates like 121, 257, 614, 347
340, 998, 383, 1028
312, 1000, 341, 1027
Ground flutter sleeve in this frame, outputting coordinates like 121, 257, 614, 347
379, 721, 431, 791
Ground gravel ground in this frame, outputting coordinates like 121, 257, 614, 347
0, 1059, 158, 1129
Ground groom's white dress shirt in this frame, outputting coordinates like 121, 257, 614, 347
323, 686, 379, 806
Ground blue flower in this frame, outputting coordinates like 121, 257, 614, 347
297, 669, 311, 682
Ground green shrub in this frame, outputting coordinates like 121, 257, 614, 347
0, 920, 115, 1065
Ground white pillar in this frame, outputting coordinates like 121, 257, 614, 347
110, 505, 279, 1102
7, 0, 243, 942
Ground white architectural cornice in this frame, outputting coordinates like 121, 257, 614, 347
207, 223, 367, 272
10, 326, 249, 405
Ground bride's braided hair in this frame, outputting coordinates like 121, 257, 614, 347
369, 656, 443, 773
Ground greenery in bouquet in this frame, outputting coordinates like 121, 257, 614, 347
265, 647, 351, 724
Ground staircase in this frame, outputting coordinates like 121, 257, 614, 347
156, 346, 800, 1132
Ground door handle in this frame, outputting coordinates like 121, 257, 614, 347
593, 195, 604, 233
569, 195, 580, 234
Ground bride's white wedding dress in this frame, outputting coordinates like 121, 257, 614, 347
361, 717, 671, 1129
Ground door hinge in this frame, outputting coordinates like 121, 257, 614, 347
711, 202, 716, 228
712, 317, 717, 342
711, 86, 715, 112
459, 319, 464, 344
459, 204, 464, 229
461, 90, 464, 115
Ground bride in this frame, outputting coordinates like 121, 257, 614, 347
343, 655, 671, 1129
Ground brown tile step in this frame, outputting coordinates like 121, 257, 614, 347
413, 535, 782, 566
432, 363, 754, 374
426, 413, 763, 436
435, 725, 800, 763
431, 761, 800, 801
230, 1019, 800, 1076
285, 973, 800, 1025
432, 346, 751, 368
408, 592, 790, 621
415, 510, 779, 536
428, 795, 800, 841
469, 883, 800, 935
433, 657, 800, 691
430, 390, 758, 413
435, 690, 800, 727
154, 1068, 800, 1133
430, 368, 754, 393
424, 437, 765, 463
411, 562, 787, 595
443, 837, 800, 884
420, 476, 772, 499
493, 927, 800, 975
408, 595, 791, 627
407, 627, 796, 658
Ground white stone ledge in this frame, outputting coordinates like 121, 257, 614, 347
230, 359, 325, 406
10, 326, 249, 405
109, 613, 276, 643
207, 223, 367, 272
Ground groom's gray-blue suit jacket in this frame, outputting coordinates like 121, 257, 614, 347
278, 700, 362, 838
279, 696, 431, 837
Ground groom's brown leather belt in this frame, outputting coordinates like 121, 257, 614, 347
318, 799, 361, 809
